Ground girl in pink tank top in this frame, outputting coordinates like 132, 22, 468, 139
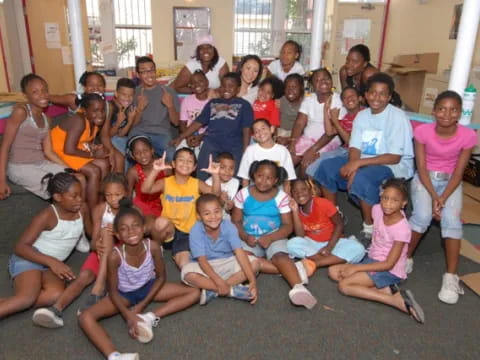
78, 199, 200, 359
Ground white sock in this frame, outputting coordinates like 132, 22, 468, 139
108, 352, 121, 360
362, 222, 373, 234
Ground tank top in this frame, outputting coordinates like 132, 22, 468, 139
101, 203, 116, 228
9, 104, 49, 164
114, 239, 155, 293
160, 176, 199, 233
33, 204, 84, 261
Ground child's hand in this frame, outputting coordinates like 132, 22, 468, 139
137, 88, 149, 112
433, 196, 444, 221
49, 259, 76, 281
329, 108, 340, 123
339, 264, 357, 278
126, 312, 142, 339
276, 136, 290, 146
152, 152, 172, 172
117, 108, 127, 123
289, 197, 299, 212
257, 236, 270, 249
249, 283, 258, 304
301, 147, 320, 168
319, 245, 333, 256
201, 155, 220, 175
340, 160, 360, 178
161, 91, 174, 109
246, 235, 257, 247
127, 106, 137, 121
224, 199, 234, 211
217, 280, 231, 296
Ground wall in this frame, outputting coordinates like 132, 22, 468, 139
151, 0, 234, 67
25, 0, 91, 94
382, 0, 480, 75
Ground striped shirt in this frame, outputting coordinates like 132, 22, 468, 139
114, 239, 155, 293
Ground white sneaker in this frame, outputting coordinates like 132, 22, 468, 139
294, 261, 309, 285
136, 312, 159, 343
32, 307, 64, 328
406, 258, 414, 274
288, 284, 317, 310
75, 232, 90, 253
438, 273, 464, 304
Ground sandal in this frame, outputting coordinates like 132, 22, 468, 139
401, 289, 425, 324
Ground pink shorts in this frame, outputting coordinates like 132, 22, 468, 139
295, 135, 342, 156
80, 251, 100, 277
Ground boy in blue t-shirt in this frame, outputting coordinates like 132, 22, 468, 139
181, 194, 259, 305
315, 73, 414, 243
172, 72, 253, 180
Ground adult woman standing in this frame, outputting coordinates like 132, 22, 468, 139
236, 55, 263, 105
171, 35, 229, 95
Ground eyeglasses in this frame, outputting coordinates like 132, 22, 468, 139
138, 68, 156, 75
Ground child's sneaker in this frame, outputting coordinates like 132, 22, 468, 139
136, 312, 160, 343
199, 289, 218, 305
108, 352, 140, 360
406, 258, 414, 274
301, 259, 317, 277
75, 232, 90, 253
288, 284, 317, 310
229, 285, 253, 301
32, 306, 64, 328
438, 273, 464, 304
77, 293, 104, 315
294, 261, 309, 285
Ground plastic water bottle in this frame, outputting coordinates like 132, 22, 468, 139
460, 84, 477, 125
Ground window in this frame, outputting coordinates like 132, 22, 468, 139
234, 0, 313, 67
85, 0, 152, 69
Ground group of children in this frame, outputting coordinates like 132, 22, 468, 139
0, 39, 476, 360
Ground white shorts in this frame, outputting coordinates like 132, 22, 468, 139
181, 255, 257, 285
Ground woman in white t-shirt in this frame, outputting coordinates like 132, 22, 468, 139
236, 55, 263, 105
266, 40, 305, 81
288, 68, 344, 175
171, 35, 229, 95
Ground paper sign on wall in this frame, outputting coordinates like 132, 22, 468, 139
45, 23, 61, 49
341, 19, 371, 55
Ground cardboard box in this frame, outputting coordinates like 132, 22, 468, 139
387, 53, 439, 112
419, 74, 449, 115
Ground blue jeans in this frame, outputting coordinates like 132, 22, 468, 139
128, 128, 175, 162
409, 173, 463, 239
111, 135, 128, 155
306, 147, 348, 177
314, 155, 394, 205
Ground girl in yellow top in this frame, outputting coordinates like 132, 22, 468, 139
142, 147, 221, 268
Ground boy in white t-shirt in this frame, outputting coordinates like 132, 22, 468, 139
206, 152, 240, 219
238, 119, 296, 193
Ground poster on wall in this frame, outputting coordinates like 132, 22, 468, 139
173, 7, 211, 62
44, 22, 61, 49
341, 19, 371, 55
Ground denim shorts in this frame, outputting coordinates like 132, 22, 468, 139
242, 239, 289, 260
172, 228, 190, 256
314, 155, 394, 206
360, 256, 402, 289
306, 147, 348, 177
119, 278, 156, 305
409, 173, 463, 239
8, 251, 48, 279
287, 236, 365, 264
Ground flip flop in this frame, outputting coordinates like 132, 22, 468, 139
401, 289, 425, 324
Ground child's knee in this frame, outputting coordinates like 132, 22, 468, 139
328, 266, 340, 281
251, 258, 261, 273
15, 294, 38, 311
78, 270, 96, 285
338, 280, 351, 296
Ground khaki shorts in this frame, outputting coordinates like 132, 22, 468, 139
181, 255, 257, 285
7, 161, 66, 199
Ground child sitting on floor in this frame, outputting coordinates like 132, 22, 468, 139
232, 160, 317, 309
79, 199, 199, 359
181, 194, 259, 305
287, 178, 365, 275
329, 178, 424, 324
0, 172, 91, 320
